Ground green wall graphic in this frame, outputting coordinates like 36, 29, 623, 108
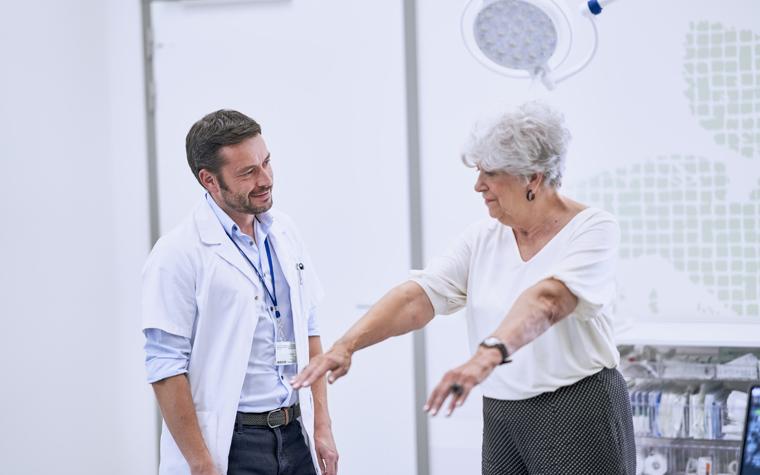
571, 156, 759, 317
570, 22, 760, 319
684, 22, 760, 159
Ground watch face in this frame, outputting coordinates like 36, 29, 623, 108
483, 337, 500, 346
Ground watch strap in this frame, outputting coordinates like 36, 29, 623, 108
480, 338, 512, 365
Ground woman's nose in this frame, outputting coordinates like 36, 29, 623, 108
474, 172, 486, 192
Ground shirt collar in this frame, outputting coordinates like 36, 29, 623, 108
205, 193, 274, 239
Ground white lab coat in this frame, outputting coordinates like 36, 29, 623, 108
142, 197, 324, 475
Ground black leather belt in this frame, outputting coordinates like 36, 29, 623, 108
235, 404, 300, 429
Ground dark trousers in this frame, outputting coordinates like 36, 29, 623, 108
482, 367, 636, 475
228, 419, 317, 475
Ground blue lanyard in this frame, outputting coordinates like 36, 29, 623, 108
226, 231, 281, 318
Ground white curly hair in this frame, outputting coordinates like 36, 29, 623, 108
462, 101, 571, 188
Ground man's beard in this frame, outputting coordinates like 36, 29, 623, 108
219, 176, 272, 215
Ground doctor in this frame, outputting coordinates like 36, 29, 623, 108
142, 109, 338, 475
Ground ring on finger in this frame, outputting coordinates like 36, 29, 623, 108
449, 383, 464, 396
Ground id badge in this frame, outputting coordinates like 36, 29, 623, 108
275, 341, 297, 366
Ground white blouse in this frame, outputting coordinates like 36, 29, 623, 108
412, 207, 621, 400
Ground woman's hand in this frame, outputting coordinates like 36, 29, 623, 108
424, 347, 502, 417
291, 343, 353, 388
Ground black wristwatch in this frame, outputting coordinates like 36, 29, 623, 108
479, 337, 512, 365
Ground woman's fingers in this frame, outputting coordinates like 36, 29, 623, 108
424, 371, 461, 416
426, 360, 486, 416
448, 381, 474, 416
294, 348, 353, 388
291, 354, 340, 388
445, 386, 460, 416
424, 379, 448, 415
289, 359, 320, 388
327, 363, 349, 384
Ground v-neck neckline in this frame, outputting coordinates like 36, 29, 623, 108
509, 207, 593, 264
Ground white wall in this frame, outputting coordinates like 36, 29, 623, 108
0, 1, 157, 473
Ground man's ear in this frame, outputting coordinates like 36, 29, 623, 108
199, 169, 218, 194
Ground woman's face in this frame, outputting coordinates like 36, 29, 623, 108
474, 168, 529, 225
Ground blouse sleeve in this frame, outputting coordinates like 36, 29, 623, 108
410, 224, 481, 316
548, 211, 621, 321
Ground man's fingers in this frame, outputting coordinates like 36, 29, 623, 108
326, 453, 338, 475
319, 450, 338, 475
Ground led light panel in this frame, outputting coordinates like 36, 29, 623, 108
473, 0, 558, 71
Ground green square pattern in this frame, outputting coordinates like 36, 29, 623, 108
684, 22, 760, 159
569, 155, 760, 318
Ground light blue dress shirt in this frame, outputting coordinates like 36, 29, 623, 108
144, 195, 320, 412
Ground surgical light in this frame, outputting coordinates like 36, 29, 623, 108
462, 0, 621, 89
473, 1, 558, 71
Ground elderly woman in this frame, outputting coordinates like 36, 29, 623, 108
292, 102, 635, 474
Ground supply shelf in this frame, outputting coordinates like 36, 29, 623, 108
619, 344, 759, 475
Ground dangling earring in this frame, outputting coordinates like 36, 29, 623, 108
526, 189, 535, 202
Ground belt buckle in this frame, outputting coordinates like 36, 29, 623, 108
266, 408, 286, 428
